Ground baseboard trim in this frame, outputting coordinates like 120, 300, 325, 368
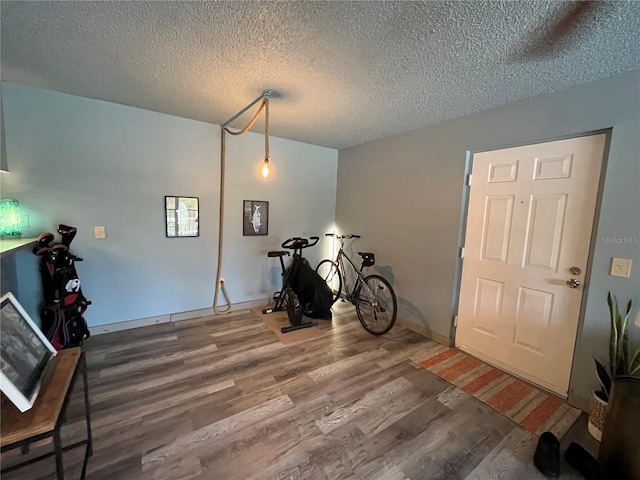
91, 314, 172, 335
170, 307, 215, 322
91, 297, 272, 335
396, 317, 454, 346
568, 392, 590, 413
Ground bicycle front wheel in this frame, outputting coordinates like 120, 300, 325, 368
355, 275, 397, 335
316, 260, 342, 305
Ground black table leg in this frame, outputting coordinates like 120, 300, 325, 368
53, 430, 64, 480
81, 351, 93, 457
80, 351, 93, 479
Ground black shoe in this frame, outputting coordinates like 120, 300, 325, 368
564, 442, 607, 480
534, 431, 560, 477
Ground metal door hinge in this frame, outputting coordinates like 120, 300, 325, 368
460, 246, 465, 258
466, 174, 472, 186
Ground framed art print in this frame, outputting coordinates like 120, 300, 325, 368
243, 200, 268, 236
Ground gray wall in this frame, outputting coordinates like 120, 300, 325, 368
1, 83, 338, 327
336, 70, 640, 404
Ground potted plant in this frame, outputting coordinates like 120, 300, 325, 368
589, 292, 639, 440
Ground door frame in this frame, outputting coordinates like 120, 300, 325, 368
450, 129, 612, 400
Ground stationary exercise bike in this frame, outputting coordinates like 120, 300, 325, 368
262, 236, 320, 333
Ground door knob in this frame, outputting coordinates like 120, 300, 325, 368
567, 278, 580, 288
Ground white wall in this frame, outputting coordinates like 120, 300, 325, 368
336, 70, 640, 405
0, 83, 337, 327
216, 129, 339, 302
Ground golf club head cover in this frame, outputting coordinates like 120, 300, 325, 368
58, 224, 77, 248
33, 232, 55, 254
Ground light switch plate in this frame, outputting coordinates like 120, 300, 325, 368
610, 257, 632, 278
94, 226, 106, 239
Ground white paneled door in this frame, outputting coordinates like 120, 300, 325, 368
455, 134, 606, 396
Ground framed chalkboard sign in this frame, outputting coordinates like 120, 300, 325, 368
0, 292, 57, 412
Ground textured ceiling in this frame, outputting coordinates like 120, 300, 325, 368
1, 1, 639, 149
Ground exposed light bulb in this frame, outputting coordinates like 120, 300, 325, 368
261, 158, 270, 178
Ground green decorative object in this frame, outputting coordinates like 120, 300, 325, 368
594, 293, 639, 402
0, 199, 22, 237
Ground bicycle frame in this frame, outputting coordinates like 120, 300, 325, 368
332, 240, 377, 307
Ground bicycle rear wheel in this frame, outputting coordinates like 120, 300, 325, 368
355, 275, 397, 335
316, 260, 342, 305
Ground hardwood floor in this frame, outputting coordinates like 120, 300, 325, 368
1, 302, 597, 479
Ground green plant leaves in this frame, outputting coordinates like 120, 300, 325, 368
603, 292, 637, 384
607, 292, 618, 378
630, 349, 640, 377
594, 356, 611, 401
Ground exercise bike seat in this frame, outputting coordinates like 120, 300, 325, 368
268, 250, 290, 258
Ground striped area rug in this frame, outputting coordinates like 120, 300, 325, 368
414, 346, 581, 437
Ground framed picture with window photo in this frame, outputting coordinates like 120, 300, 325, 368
165, 196, 199, 237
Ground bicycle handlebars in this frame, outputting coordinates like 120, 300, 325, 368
280, 233, 359, 250
281, 236, 320, 250
324, 233, 361, 239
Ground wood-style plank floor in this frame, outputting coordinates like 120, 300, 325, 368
1, 302, 597, 479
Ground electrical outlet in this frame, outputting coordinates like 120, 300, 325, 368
20, 215, 30, 228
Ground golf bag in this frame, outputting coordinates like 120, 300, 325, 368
33, 224, 91, 350
288, 258, 333, 320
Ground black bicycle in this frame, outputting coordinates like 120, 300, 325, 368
316, 234, 397, 335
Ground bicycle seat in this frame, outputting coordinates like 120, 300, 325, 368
358, 252, 375, 267
267, 251, 290, 258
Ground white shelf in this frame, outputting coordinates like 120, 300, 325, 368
0, 237, 37, 258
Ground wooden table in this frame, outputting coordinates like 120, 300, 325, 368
1, 347, 93, 479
